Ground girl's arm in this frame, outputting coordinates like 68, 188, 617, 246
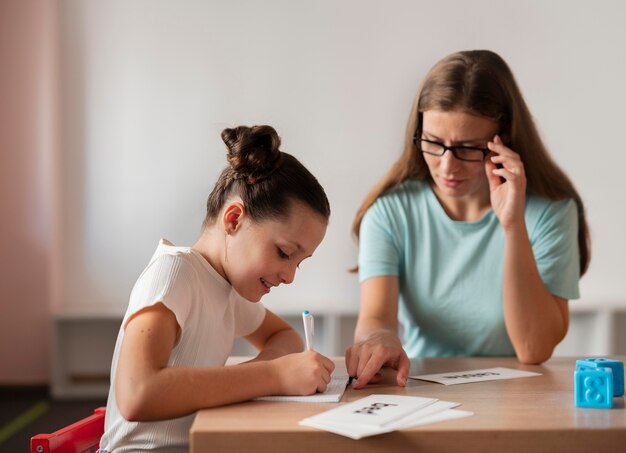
115, 303, 334, 421
243, 309, 304, 361
345, 276, 410, 389
486, 136, 569, 364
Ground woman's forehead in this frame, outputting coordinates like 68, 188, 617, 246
422, 110, 498, 138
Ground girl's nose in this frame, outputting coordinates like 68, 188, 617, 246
280, 263, 296, 285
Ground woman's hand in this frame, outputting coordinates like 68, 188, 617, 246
270, 350, 335, 396
345, 330, 410, 389
485, 135, 527, 231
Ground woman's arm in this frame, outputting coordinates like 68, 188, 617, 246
346, 276, 410, 388
115, 303, 334, 421
502, 224, 569, 364
486, 136, 569, 364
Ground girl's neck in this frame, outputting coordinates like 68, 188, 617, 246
192, 228, 229, 282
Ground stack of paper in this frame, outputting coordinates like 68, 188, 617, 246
299, 394, 472, 439
256, 365, 350, 403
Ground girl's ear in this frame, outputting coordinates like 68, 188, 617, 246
222, 202, 246, 234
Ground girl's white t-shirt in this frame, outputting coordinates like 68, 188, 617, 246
100, 239, 266, 453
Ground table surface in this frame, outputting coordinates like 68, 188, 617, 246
190, 356, 626, 453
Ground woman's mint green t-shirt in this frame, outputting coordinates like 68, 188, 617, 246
358, 179, 580, 358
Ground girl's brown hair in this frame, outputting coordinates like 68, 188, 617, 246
204, 125, 330, 226
352, 50, 590, 275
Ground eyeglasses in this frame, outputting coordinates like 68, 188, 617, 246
413, 135, 490, 162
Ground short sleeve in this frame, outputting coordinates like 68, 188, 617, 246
233, 295, 266, 337
358, 198, 403, 282
124, 254, 193, 335
529, 198, 580, 300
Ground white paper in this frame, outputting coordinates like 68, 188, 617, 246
402, 408, 473, 427
302, 394, 438, 428
410, 367, 541, 385
384, 400, 461, 429
300, 403, 473, 440
255, 365, 349, 403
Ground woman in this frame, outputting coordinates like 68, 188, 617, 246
345, 50, 590, 389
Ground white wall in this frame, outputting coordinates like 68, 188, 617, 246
58, 0, 626, 316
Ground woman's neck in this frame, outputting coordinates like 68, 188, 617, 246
430, 183, 491, 222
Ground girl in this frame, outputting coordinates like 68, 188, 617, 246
345, 50, 590, 388
99, 125, 334, 452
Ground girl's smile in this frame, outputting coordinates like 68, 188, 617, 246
261, 277, 276, 293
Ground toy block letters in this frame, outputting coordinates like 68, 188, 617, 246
576, 358, 624, 397
574, 367, 614, 409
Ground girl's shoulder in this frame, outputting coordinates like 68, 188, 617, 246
149, 239, 195, 268
134, 239, 203, 288
149, 239, 231, 291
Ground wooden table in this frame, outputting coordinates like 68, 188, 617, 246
190, 356, 626, 452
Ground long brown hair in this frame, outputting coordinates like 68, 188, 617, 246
204, 125, 330, 226
352, 50, 590, 275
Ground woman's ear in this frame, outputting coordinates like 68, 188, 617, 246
222, 202, 246, 234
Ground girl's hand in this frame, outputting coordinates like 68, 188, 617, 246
271, 350, 335, 395
485, 135, 527, 231
345, 331, 410, 389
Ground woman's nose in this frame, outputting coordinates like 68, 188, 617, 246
439, 150, 458, 172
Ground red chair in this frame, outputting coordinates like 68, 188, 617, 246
30, 407, 106, 453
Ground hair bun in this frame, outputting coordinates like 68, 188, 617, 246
221, 125, 283, 184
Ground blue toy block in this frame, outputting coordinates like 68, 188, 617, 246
576, 358, 624, 397
574, 367, 614, 408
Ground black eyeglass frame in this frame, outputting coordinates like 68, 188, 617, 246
412, 134, 490, 162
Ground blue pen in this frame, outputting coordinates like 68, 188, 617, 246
302, 310, 314, 351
